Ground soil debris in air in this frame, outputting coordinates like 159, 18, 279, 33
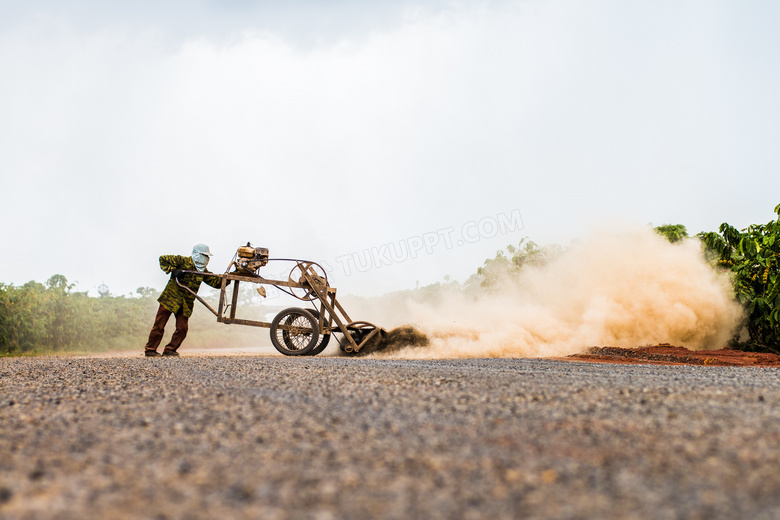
355, 325, 429, 356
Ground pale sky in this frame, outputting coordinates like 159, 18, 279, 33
2, 0, 779, 298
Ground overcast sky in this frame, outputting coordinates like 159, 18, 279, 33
2, 0, 779, 298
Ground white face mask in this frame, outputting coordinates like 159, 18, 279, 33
191, 244, 212, 272
192, 253, 209, 272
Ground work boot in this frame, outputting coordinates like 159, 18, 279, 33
162, 350, 180, 357
145, 350, 161, 357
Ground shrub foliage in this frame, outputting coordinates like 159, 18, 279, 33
0, 276, 158, 355
699, 204, 780, 353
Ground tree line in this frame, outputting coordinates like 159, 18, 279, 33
2, 203, 779, 355
0, 275, 160, 355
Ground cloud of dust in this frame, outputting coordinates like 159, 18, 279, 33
352, 224, 744, 359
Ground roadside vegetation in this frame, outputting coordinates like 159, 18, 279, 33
699, 204, 780, 353
0, 277, 264, 356
466, 205, 780, 354
0, 276, 159, 355
3, 204, 779, 355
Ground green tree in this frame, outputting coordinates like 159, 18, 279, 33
0, 275, 162, 355
136, 287, 159, 298
469, 238, 560, 290
654, 224, 689, 243
699, 204, 780, 353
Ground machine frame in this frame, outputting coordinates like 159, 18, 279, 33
174, 247, 384, 356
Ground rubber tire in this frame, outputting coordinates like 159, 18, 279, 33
270, 307, 319, 356
306, 309, 331, 356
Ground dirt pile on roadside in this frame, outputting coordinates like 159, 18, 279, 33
566, 344, 780, 367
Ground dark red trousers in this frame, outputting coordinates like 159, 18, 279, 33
144, 305, 189, 353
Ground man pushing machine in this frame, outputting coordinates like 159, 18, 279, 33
143, 244, 226, 357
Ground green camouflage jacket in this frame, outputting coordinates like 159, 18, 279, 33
157, 255, 223, 318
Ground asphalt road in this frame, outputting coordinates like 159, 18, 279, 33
2, 355, 780, 519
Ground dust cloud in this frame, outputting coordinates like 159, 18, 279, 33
350, 225, 744, 359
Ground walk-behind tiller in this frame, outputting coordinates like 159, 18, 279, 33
175, 243, 386, 356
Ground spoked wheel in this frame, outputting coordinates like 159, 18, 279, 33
287, 262, 328, 301
306, 309, 331, 356
270, 307, 320, 356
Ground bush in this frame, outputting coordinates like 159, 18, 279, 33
699, 204, 780, 353
0, 275, 159, 355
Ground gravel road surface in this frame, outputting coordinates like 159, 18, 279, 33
2, 355, 780, 519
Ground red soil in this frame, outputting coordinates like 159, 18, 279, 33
564, 344, 780, 367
